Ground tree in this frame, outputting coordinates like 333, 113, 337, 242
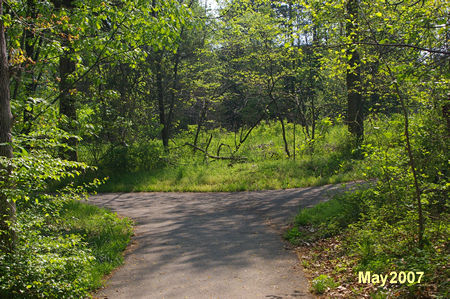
345, 0, 363, 141
52, 0, 78, 160
0, 0, 16, 252
147, 0, 198, 149
216, 0, 299, 156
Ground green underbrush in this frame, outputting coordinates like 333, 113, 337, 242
286, 114, 449, 298
85, 121, 366, 192
0, 198, 132, 298
0, 127, 133, 298
284, 186, 367, 244
287, 187, 448, 298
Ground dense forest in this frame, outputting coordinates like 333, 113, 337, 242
0, 0, 448, 297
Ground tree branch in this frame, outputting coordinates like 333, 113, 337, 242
184, 143, 246, 161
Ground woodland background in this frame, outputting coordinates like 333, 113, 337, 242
0, 0, 448, 297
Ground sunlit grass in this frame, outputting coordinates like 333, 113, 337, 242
61, 201, 133, 289
81, 122, 366, 192
98, 158, 361, 192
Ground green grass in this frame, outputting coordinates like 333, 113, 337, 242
98, 158, 360, 192
311, 274, 339, 294
61, 200, 133, 290
284, 190, 364, 243
0, 199, 133, 298
80, 121, 365, 192
294, 198, 348, 226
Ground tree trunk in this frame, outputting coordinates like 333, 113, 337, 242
310, 25, 320, 143
0, 0, 16, 252
279, 115, 290, 157
385, 63, 424, 247
155, 53, 169, 148
151, 0, 169, 149
53, 0, 77, 160
293, 121, 296, 161
193, 98, 207, 152
59, 46, 78, 161
346, 0, 364, 141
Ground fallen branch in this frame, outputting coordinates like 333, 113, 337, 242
217, 143, 232, 157
184, 143, 247, 161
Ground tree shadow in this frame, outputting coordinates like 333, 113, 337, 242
90, 182, 362, 298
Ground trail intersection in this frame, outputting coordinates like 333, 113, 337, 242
91, 183, 355, 299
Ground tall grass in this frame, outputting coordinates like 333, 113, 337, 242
88, 120, 365, 192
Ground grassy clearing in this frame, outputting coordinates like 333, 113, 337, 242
89, 121, 365, 192
98, 159, 359, 192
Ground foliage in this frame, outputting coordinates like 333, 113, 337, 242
287, 113, 449, 297
310, 274, 338, 294
60, 201, 133, 289
97, 122, 365, 192
0, 198, 132, 298
1, 0, 447, 297
285, 187, 368, 244
80, 139, 167, 174
0, 122, 131, 297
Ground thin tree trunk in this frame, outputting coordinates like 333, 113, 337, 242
166, 50, 180, 141
155, 53, 169, 148
346, 0, 364, 141
0, 0, 16, 252
53, 0, 77, 160
293, 121, 296, 161
193, 98, 207, 152
400, 91, 424, 247
311, 95, 316, 141
310, 25, 318, 143
279, 115, 290, 157
59, 46, 78, 161
386, 64, 424, 247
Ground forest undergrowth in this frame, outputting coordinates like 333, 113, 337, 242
85, 120, 366, 192
285, 114, 449, 298
0, 135, 133, 298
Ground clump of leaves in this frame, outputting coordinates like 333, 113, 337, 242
0, 231, 94, 298
311, 274, 338, 294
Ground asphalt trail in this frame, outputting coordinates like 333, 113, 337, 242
90, 183, 359, 299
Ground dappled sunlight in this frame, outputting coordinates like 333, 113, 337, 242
89, 184, 360, 298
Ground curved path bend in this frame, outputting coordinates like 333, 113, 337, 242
90, 183, 360, 299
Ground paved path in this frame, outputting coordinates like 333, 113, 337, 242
90, 183, 358, 299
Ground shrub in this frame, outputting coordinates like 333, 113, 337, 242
0, 132, 132, 298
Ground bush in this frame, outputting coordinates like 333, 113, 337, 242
0, 132, 132, 298
0, 197, 133, 298
0, 233, 94, 298
97, 140, 166, 173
